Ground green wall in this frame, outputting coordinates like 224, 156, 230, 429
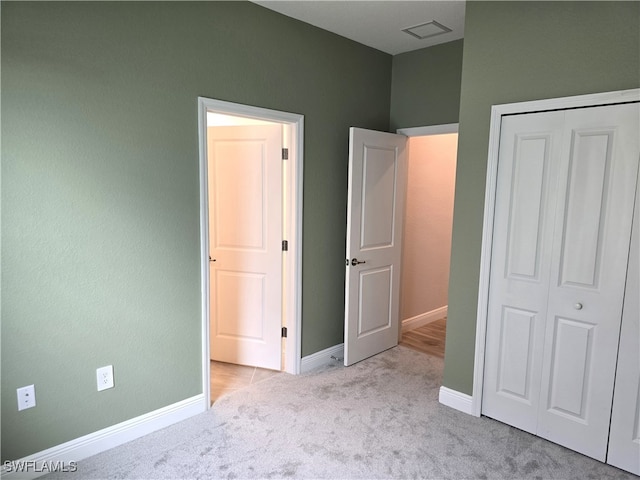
1, 1, 391, 460
390, 39, 463, 130
443, 1, 640, 394
5, 0, 637, 464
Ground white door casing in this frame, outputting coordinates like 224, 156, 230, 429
482, 101, 640, 461
607, 172, 640, 475
344, 127, 408, 366
208, 125, 282, 370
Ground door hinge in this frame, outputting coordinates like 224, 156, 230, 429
282, 240, 288, 251
282, 148, 289, 160
281, 327, 288, 338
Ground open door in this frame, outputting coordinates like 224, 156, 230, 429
344, 127, 408, 366
208, 124, 283, 370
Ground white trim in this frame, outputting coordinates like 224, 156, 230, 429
287, 115, 304, 375
197, 99, 211, 409
197, 97, 304, 406
472, 88, 640, 418
401, 305, 447, 333
300, 343, 344, 374
484, 88, 639, 117
1, 395, 204, 479
439, 386, 473, 415
396, 123, 458, 137
471, 103, 503, 418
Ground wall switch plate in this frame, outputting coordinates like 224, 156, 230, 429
96, 365, 114, 391
17, 385, 36, 411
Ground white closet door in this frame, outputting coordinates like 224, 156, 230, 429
483, 101, 640, 463
537, 103, 639, 460
482, 111, 565, 433
607, 178, 639, 475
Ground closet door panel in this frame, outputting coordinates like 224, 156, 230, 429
607, 175, 640, 475
482, 111, 565, 432
537, 103, 640, 461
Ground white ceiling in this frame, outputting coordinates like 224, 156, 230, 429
251, 1, 466, 55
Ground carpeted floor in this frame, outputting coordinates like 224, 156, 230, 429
44, 346, 634, 479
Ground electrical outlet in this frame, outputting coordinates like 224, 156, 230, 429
17, 385, 36, 411
96, 365, 114, 391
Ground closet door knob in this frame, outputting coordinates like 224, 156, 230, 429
574, 303, 583, 310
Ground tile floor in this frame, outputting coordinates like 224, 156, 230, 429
210, 318, 446, 403
210, 361, 280, 403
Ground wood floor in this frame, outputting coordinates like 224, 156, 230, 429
399, 317, 447, 358
210, 317, 446, 403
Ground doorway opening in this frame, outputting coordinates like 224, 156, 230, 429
198, 98, 304, 408
397, 124, 458, 359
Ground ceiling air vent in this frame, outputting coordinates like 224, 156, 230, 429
402, 20, 452, 40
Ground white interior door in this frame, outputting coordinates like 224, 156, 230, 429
607, 176, 640, 475
483, 102, 639, 461
481, 110, 566, 433
537, 103, 639, 460
208, 125, 282, 370
344, 127, 407, 366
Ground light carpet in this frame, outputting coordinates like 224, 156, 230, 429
44, 346, 634, 479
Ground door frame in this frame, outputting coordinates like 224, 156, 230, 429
471, 88, 640, 417
397, 123, 458, 137
197, 97, 304, 408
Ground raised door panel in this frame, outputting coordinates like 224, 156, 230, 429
215, 271, 266, 339
361, 146, 397, 249
545, 316, 594, 419
213, 142, 267, 251
558, 130, 613, 288
358, 267, 393, 337
538, 103, 640, 460
506, 135, 551, 279
495, 307, 538, 402
482, 111, 565, 432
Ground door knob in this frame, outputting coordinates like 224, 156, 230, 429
351, 258, 366, 266
209, 256, 216, 262
574, 303, 583, 310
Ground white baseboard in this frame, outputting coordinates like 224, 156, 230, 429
401, 305, 448, 333
300, 343, 344, 373
439, 386, 474, 416
1, 395, 205, 480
